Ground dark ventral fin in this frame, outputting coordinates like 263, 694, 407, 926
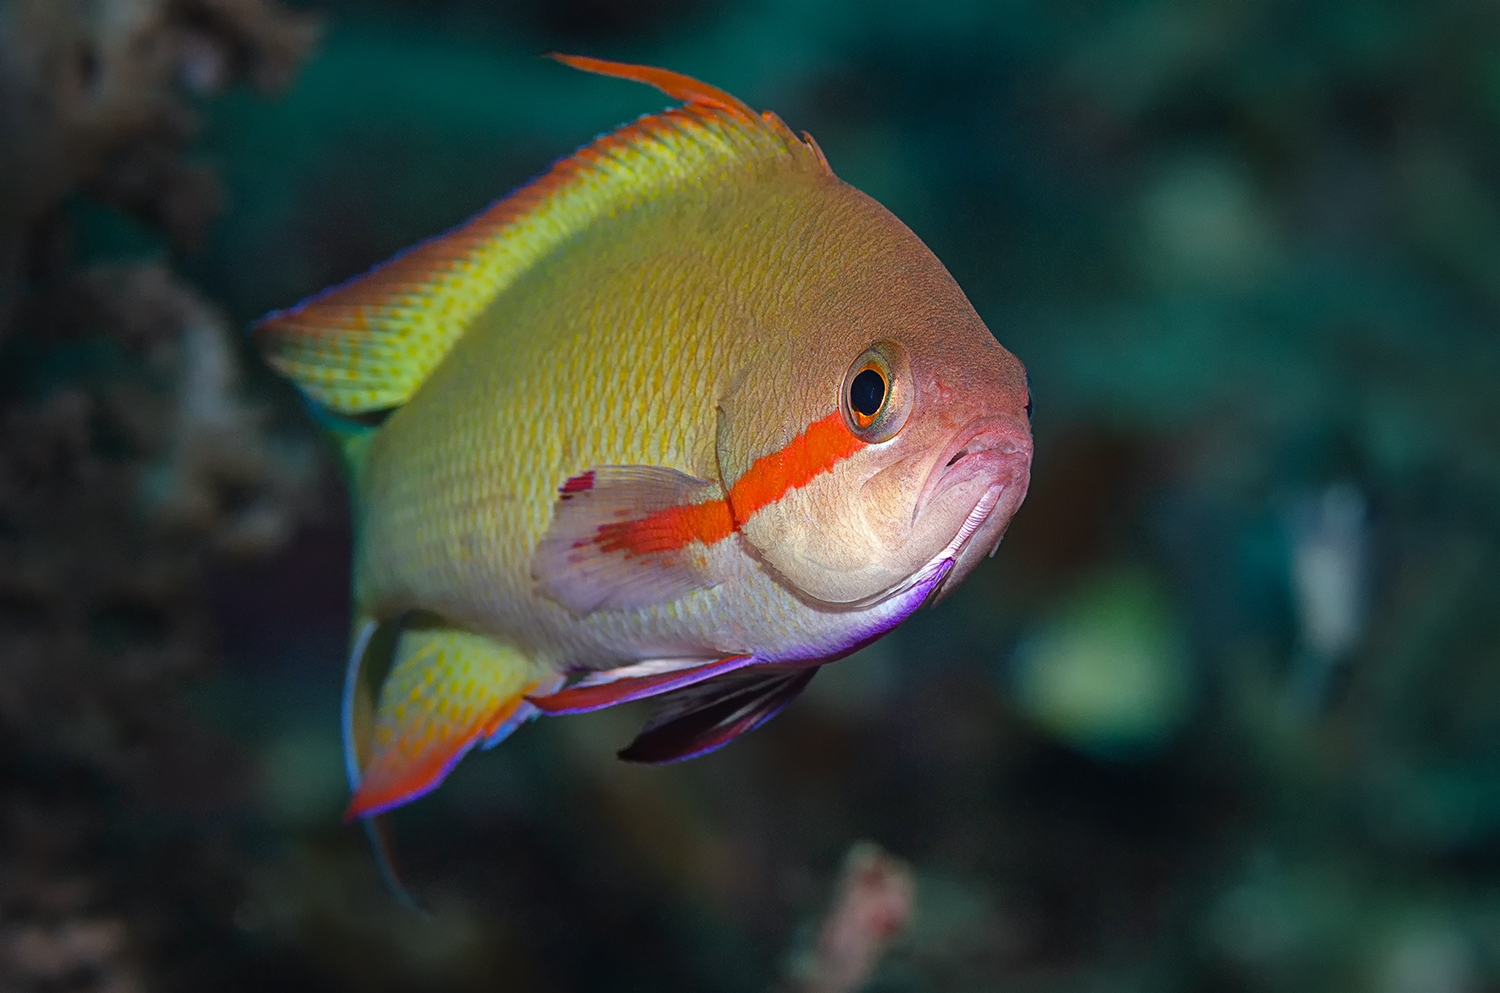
619, 667, 819, 763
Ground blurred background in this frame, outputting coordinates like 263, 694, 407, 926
4, 0, 1500, 990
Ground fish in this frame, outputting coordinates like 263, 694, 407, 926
255, 54, 1033, 827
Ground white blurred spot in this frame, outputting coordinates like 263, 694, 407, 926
178, 31, 228, 94
1286, 482, 1369, 664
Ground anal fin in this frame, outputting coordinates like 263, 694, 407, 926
346, 615, 549, 819
342, 616, 420, 907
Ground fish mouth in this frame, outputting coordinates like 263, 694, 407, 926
915, 415, 1032, 523
914, 415, 1033, 602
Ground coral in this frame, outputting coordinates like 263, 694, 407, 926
0, 258, 322, 989
0, 0, 319, 331
0, 796, 146, 993
782, 842, 916, 993
6, 1, 1500, 990
0, 2, 320, 990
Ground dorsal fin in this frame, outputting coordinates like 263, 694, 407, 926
547, 54, 756, 115
255, 55, 831, 415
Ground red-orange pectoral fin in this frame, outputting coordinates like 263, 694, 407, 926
548, 54, 755, 117
530, 465, 736, 614
346, 623, 544, 820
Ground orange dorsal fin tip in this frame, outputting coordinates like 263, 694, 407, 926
547, 53, 755, 117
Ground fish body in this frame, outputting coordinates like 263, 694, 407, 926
257, 56, 1032, 821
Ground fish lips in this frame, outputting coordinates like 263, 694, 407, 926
914, 415, 1033, 603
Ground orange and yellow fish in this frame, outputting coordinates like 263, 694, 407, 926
256, 55, 1032, 823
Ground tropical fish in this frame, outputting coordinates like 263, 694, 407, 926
256, 55, 1033, 825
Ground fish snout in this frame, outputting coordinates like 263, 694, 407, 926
914, 415, 1032, 602
917, 414, 1032, 520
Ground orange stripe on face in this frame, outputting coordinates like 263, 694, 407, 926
726, 412, 866, 525
580, 412, 865, 558
594, 499, 735, 557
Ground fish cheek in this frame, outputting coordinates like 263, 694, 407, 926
858, 451, 960, 583
858, 455, 922, 547
737, 469, 906, 605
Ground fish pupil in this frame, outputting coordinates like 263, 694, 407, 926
850, 368, 886, 417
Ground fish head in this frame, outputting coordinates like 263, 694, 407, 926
717, 180, 1032, 609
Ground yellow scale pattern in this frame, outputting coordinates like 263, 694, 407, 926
256, 91, 822, 414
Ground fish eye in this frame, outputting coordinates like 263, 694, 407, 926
841, 342, 912, 443
849, 368, 886, 422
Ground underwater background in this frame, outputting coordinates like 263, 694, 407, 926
4, 0, 1500, 990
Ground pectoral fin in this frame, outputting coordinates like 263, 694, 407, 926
530, 466, 737, 613
346, 615, 552, 819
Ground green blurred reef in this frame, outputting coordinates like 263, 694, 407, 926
3, 0, 1500, 990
